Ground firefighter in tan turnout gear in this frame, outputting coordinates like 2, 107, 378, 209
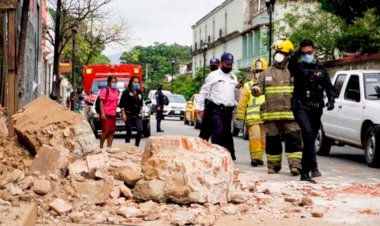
251, 39, 303, 176
236, 58, 267, 167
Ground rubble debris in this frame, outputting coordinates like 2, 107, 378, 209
133, 179, 166, 203
139, 136, 234, 204
311, 209, 325, 218
114, 166, 142, 186
71, 178, 113, 205
29, 145, 69, 177
49, 198, 72, 215
0, 203, 37, 226
32, 178, 51, 195
300, 197, 313, 206
12, 96, 97, 156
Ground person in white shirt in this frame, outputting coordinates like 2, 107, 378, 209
195, 52, 241, 160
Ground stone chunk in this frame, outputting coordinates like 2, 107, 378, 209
115, 166, 141, 186
133, 179, 166, 203
120, 185, 133, 199
311, 209, 325, 218
71, 179, 113, 205
32, 179, 51, 195
29, 145, 68, 177
0, 203, 37, 226
49, 198, 72, 215
301, 197, 314, 206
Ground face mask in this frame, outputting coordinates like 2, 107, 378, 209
133, 83, 140, 90
210, 65, 219, 71
111, 83, 117, 89
221, 66, 232, 74
273, 53, 286, 64
300, 54, 314, 64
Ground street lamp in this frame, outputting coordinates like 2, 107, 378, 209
171, 58, 176, 93
50, 0, 62, 100
201, 43, 209, 82
265, 0, 275, 66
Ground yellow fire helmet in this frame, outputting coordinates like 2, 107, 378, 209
251, 58, 268, 71
272, 39, 294, 54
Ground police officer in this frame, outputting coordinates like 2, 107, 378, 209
252, 39, 303, 176
236, 58, 267, 167
289, 39, 335, 183
155, 84, 165, 132
195, 53, 239, 160
199, 57, 220, 141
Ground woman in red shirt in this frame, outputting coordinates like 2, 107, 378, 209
99, 76, 119, 150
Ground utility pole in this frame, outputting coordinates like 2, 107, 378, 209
50, 0, 62, 101
266, 0, 275, 66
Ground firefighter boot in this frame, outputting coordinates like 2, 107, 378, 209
251, 159, 264, 167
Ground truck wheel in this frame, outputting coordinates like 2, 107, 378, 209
364, 126, 380, 168
315, 127, 332, 156
180, 117, 184, 121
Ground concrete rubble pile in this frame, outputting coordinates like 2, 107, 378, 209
0, 98, 378, 225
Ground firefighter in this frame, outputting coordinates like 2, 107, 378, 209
288, 39, 336, 183
251, 39, 303, 176
236, 58, 267, 167
199, 58, 220, 141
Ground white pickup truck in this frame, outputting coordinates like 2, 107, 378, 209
317, 70, 380, 167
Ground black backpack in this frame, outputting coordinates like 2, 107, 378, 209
162, 95, 169, 106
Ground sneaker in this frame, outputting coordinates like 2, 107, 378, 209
300, 174, 317, 184
157, 129, 165, 132
251, 159, 260, 167
268, 168, 278, 174
311, 169, 322, 178
290, 168, 300, 176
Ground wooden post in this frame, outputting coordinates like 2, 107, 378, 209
7, 10, 17, 136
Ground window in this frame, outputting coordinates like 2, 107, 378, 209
333, 74, 347, 97
344, 75, 360, 102
219, 29, 223, 38
364, 73, 380, 100
208, 35, 211, 43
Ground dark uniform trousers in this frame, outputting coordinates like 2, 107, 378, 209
293, 103, 323, 174
125, 113, 143, 147
199, 99, 212, 140
210, 102, 236, 160
156, 105, 163, 131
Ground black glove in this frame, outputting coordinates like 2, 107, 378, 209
326, 101, 334, 111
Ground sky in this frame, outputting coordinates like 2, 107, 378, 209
103, 0, 225, 55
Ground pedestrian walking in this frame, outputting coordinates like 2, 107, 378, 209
288, 39, 336, 183
199, 57, 220, 141
99, 76, 119, 150
195, 52, 240, 160
251, 39, 303, 176
119, 76, 144, 147
236, 58, 267, 167
155, 84, 165, 132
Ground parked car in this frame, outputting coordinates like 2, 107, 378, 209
162, 94, 186, 120
317, 70, 380, 167
87, 90, 151, 138
184, 94, 198, 126
147, 89, 172, 114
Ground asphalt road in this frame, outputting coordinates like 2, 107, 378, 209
110, 116, 380, 184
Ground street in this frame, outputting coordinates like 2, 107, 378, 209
111, 116, 380, 184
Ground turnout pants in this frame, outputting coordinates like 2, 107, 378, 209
210, 103, 236, 160
125, 114, 143, 147
247, 124, 266, 160
293, 107, 323, 175
264, 120, 303, 171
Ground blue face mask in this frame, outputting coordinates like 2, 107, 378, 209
111, 83, 117, 89
300, 54, 314, 64
133, 83, 140, 90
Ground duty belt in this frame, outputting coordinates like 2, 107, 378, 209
210, 102, 234, 111
305, 101, 321, 108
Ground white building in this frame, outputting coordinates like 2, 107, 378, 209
191, 0, 316, 74
191, 0, 245, 75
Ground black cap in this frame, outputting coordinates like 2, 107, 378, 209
209, 58, 220, 66
221, 52, 234, 64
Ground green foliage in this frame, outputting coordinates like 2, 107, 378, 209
120, 42, 192, 90
275, 3, 345, 60
319, 0, 380, 24
336, 9, 380, 54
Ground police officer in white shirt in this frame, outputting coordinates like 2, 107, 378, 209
195, 53, 240, 160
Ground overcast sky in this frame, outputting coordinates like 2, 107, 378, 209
103, 0, 225, 55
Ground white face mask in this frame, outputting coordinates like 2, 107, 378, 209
274, 53, 285, 64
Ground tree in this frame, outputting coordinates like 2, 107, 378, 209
319, 0, 380, 24
336, 9, 380, 54
275, 3, 345, 60
120, 43, 192, 90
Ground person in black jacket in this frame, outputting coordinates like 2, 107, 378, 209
288, 39, 336, 183
119, 76, 143, 147
155, 84, 165, 132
